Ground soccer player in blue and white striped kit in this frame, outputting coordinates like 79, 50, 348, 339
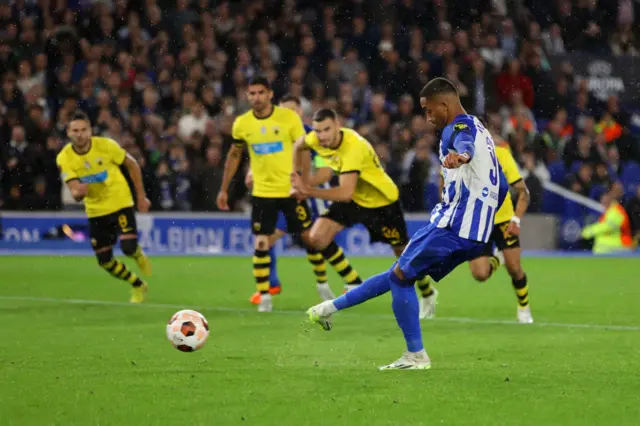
307, 78, 509, 370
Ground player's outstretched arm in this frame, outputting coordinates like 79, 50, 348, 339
123, 153, 151, 212
507, 180, 530, 236
217, 144, 244, 210
66, 179, 89, 202
307, 172, 357, 202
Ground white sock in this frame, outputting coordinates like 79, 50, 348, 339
411, 349, 429, 359
324, 300, 338, 315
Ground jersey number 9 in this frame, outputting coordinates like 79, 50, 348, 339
486, 136, 498, 186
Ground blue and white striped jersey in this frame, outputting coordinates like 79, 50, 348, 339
429, 115, 508, 243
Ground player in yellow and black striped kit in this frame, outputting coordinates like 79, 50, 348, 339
216, 76, 362, 312
56, 110, 152, 303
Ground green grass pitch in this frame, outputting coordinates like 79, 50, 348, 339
1, 255, 640, 426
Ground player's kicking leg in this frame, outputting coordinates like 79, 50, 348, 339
391, 244, 439, 320
309, 223, 485, 369
371, 201, 439, 320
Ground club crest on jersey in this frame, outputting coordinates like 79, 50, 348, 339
260, 126, 267, 135
482, 187, 489, 198
97, 158, 103, 166
454, 123, 468, 131
273, 126, 280, 135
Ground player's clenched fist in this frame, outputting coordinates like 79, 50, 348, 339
442, 152, 470, 169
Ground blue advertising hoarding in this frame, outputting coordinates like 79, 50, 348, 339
0, 212, 430, 256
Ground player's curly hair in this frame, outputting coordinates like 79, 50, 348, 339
420, 77, 459, 99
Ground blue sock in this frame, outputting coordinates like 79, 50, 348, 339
269, 247, 280, 288
389, 271, 424, 353
333, 270, 391, 310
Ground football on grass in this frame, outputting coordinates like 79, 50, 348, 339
166, 310, 209, 352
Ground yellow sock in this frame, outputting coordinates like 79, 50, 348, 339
488, 256, 500, 277
252, 249, 271, 293
416, 276, 435, 298
322, 242, 362, 285
512, 274, 529, 307
100, 258, 143, 286
306, 250, 327, 284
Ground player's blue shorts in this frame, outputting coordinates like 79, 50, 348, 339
397, 222, 486, 282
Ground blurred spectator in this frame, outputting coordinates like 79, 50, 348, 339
540, 120, 569, 163
566, 163, 594, 197
178, 99, 210, 141
581, 183, 637, 254
500, 19, 518, 59
399, 137, 430, 212
541, 23, 566, 55
610, 26, 639, 57
339, 48, 365, 84
1, 126, 37, 202
564, 134, 602, 168
192, 145, 223, 211
496, 59, 534, 108
519, 149, 547, 213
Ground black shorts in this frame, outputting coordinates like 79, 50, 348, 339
251, 196, 312, 235
323, 200, 409, 247
88, 207, 137, 250
474, 221, 521, 258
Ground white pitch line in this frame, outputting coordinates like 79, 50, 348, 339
1, 295, 640, 332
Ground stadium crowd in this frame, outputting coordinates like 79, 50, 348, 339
1, 0, 639, 213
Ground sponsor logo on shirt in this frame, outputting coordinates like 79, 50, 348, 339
252, 141, 283, 155
79, 170, 108, 184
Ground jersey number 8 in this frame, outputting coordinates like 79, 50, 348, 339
295, 205, 308, 221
